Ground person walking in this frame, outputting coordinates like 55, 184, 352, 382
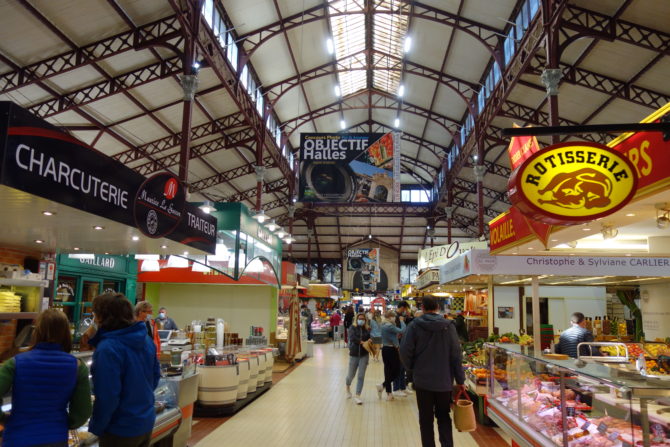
134, 301, 161, 355
0, 309, 92, 447
329, 310, 342, 340
376, 310, 406, 401
393, 301, 413, 396
399, 297, 465, 447
369, 309, 382, 362
345, 312, 372, 405
343, 306, 354, 344
88, 293, 161, 447
301, 305, 314, 341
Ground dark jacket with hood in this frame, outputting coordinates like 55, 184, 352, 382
88, 321, 161, 438
399, 313, 465, 392
347, 322, 371, 357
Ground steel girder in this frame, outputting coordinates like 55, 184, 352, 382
528, 55, 670, 111
264, 49, 477, 111
562, 5, 670, 57
452, 177, 508, 205
113, 112, 247, 164
132, 126, 255, 175
0, 15, 181, 93
189, 155, 274, 193
172, 1, 294, 189
239, 1, 503, 62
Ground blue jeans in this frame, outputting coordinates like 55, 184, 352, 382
393, 364, 406, 391
345, 354, 369, 395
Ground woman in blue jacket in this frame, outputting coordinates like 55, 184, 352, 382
88, 293, 161, 447
0, 309, 91, 447
376, 310, 406, 401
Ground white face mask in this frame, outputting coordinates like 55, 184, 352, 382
357, 319, 365, 325
159, 312, 166, 319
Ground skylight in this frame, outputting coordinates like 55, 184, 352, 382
328, 0, 409, 96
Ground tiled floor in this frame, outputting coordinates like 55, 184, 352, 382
191, 343, 510, 446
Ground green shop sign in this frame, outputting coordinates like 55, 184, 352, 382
57, 254, 136, 275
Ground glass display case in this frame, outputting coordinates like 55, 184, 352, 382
484, 343, 670, 447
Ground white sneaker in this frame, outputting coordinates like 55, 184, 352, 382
376, 384, 383, 399
354, 396, 363, 405
346, 385, 352, 398
404, 388, 414, 395
393, 390, 408, 397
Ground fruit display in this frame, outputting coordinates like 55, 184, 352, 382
644, 343, 670, 358
625, 343, 646, 358
518, 334, 533, 346
599, 345, 628, 357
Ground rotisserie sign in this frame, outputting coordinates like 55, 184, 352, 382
508, 142, 638, 225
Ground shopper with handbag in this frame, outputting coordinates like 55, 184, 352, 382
376, 310, 406, 401
399, 297, 466, 447
345, 312, 371, 405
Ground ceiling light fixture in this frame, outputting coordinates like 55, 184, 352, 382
398, 84, 405, 97
601, 224, 618, 240
161, 245, 168, 249
93, 225, 104, 230
284, 234, 295, 244
394, 117, 400, 128
35, 239, 44, 244
73, 247, 80, 251
276, 228, 286, 239
334, 84, 341, 97
326, 37, 334, 54
625, 213, 635, 217
266, 219, 278, 232
340, 119, 346, 130
199, 200, 214, 214
253, 209, 267, 223
655, 203, 670, 229
132, 236, 140, 241
403, 36, 412, 53
42, 211, 55, 216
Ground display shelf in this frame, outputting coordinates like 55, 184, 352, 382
0, 278, 48, 288
0, 312, 37, 320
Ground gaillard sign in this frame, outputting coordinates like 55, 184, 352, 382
509, 142, 638, 225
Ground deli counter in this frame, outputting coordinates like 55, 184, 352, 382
484, 343, 670, 447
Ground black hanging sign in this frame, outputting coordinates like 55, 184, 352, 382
134, 172, 186, 238
0, 102, 216, 253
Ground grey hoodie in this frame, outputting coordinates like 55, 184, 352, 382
399, 313, 465, 392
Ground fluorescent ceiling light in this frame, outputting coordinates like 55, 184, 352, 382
334, 85, 341, 97
166, 255, 189, 268
403, 36, 412, 53
326, 37, 334, 54
67, 254, 94, 260
340, 119, 346, 129
398, 84, 405, 97
140, 260, 161, 272
394, 117, 400, 128
134, 254, 159, 261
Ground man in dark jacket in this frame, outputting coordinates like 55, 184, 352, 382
400, 297, 465, 447
556, 312, 594, 358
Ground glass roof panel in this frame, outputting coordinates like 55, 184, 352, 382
328, 0, 408, 97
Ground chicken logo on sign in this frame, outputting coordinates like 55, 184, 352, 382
508, 142, 637, 225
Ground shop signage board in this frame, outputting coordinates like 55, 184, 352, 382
490, 104, 670, 254
0, 102, 217, 253
298, 132, 399, 203
134, 172, 186, 238
417, 241, 488, 270
440, 249, 670, 284
345, 247, 380, 292
508, 142, 638, 225
414, 269, 440, 290
60, 254, 131, 274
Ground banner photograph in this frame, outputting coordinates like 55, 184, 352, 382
298, 132, 399, 202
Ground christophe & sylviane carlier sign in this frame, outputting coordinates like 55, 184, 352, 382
508, 142, 638, 225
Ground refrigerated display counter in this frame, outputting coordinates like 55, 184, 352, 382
484, 343, 670, 447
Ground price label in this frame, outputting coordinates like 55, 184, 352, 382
597, 422, 608, 434
581, 421, 591, 430
607, 431, 619, 441
566, 406, 576, 417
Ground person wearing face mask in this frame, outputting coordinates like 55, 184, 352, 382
345, 312, 371, 405
134, 301, 161, 356
155, 307, 179, 331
